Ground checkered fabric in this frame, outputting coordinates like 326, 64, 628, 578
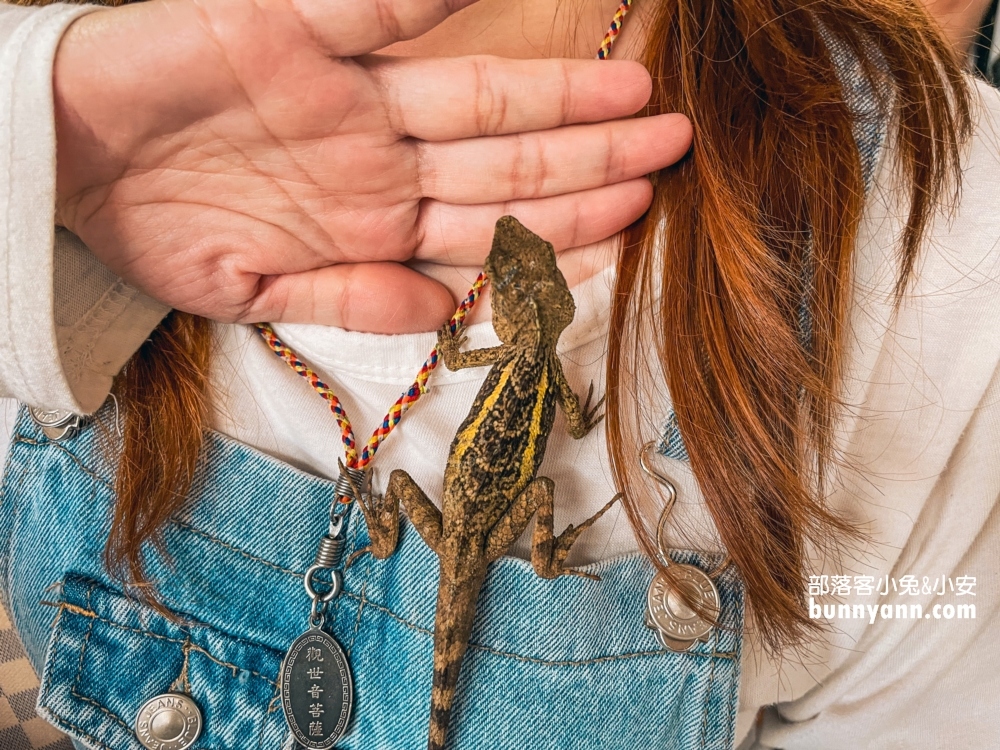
0, 601, 73, 750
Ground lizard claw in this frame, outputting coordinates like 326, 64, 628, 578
582, 381, 606, 435
361, 495, 400, 560
337, 460, 400, 561
564, 569, 602, 582
345, 546, 370, 570
537, 492, 621, 580
533, 493, 621, 580
436, 324, 467, 366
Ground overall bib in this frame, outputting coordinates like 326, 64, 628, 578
0, 407, 746, 750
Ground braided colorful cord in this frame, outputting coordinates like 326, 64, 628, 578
596, 0, 633, 59
254, 272, 486, 474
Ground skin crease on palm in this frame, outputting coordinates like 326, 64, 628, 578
51, 0, 678, 333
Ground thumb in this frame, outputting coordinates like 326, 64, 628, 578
242, 262, 458, 333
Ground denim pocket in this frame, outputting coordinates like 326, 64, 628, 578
37, 574, 286, 750
11, 418, 746, 750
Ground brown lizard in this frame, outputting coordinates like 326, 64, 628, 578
345, 215, 619, 750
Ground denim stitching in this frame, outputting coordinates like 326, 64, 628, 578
187, 642, 277, 688
723, 642, 737, 750
470, 637, 735, 668
173, 520, 304, 578
40, 602, 66, 721
62, 584, 136, 744
257, 683, 283, 750
697, 625, 721, 749
26, 459, 740, 671
714, 567, 743, 750
69, 688, 133, 735
346, 576, 369, 657
167, 521, 737, 666
67, 584, 141, 738
55, 600, 278, 688
345, 594, 736, 666
346, 528, 374, 654
70, 584, 97, 698
12, 436, 114, 491
37, 709, 115, 750
45, 703, 225, 750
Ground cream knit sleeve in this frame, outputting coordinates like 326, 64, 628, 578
0, 2, 168, 415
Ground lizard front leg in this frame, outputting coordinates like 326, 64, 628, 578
550, 356, 605, 439
344, 464, 444, 567
340, 460, 398, 567
385, 469, 443, 554
436, 324, 504, 370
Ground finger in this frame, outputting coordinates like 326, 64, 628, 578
242, 262, 456, 332
413, 179, 652, 263
295, 0, 480, 57
369, 55, 652, 140
418, 113, 693, 204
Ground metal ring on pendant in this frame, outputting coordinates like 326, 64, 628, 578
304, 565, 342, 603
308, 598, 326, 630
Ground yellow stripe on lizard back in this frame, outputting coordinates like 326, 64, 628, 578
518, 360, 550, 490
451, 361, 515, 463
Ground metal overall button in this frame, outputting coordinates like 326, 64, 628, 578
639, 441, 728, 652
27, 407, 87, 441
134, 692, 203, 750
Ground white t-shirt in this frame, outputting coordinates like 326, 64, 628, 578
2, 4, 1000, 748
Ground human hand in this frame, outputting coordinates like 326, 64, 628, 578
53, 0, 692, 332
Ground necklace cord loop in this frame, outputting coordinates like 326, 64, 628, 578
254, 273, 488, 484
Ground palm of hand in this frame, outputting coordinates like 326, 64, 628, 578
53, 0, 692, 331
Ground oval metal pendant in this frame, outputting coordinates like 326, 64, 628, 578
280, 629, 353, 749
646, 564, 720, 643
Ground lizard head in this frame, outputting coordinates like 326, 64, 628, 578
484, 216, 576, 345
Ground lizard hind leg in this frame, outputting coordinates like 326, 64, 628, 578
531, 491, 623, 581
385, 469, 443, 555
346, 468, 443, 568
340, 459, 400, 568
484, 476, 554, 563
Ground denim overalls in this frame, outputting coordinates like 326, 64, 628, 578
1, 408, 744, 749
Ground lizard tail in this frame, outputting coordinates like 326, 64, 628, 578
427, 571, 485, 750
